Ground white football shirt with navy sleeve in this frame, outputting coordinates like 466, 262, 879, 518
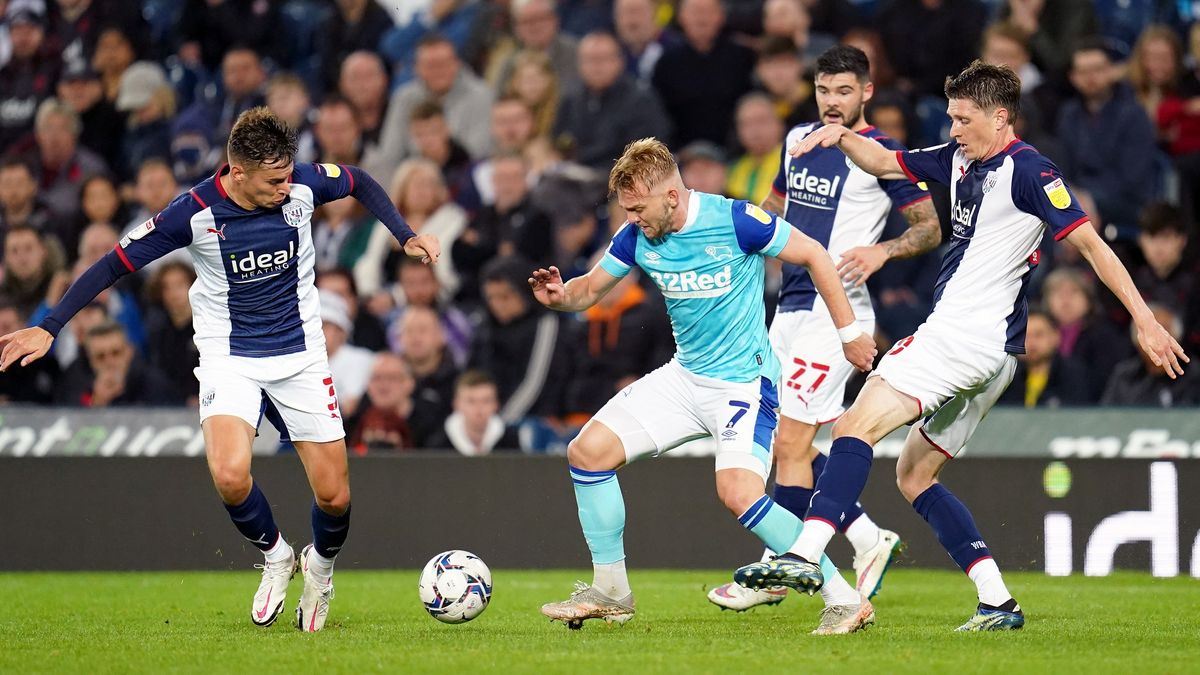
896, 140, 1088, 353
116, 163, 356, 358
599, 190, 791, 384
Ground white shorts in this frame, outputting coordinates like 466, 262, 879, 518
769, 308, 874, 425
589, 359, 779, 481
195, 349, 345, 443
872, 323, 1016, 458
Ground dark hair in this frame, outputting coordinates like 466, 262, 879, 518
944, 60, 1021, 123
227, 106, 298, 169
409, 100, 445, 123
1139, 201, 1187, 237
455, 369, 497, 391
136, 157, 174, 179
316, 267, 360, 298
815, 45, 870, 82
144, 260, 197, 306
1071, 36, 1112, 64
759, 36, 799, 60
481, 254, 533, 292
1027, 307, 1058, 330
416, 32, 454, 52
0, 156, 34, 177
85, 318, 127, 342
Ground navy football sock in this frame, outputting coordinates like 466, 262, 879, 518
223, 481, 280, 552
312, 501, 351, 559
806, 436, 873, 530
912, 483, 990, 572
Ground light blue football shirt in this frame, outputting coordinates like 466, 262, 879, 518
599, 190, 791, 384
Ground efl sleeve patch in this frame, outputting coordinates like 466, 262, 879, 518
1042, 178, 1071, 209
743, 203, 773, 225
319, 163, 342, 178
119, 219, 156, 248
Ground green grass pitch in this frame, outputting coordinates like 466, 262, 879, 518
4, 569, 1198, 674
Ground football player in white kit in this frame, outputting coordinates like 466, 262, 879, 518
709, 45, 942, 612
0, 108, 440, 632
734, 61, 1187, 631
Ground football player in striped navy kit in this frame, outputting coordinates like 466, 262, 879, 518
0, 108, 440, 632
533, 138, 878, 634
709, 45, 941, 616
734, 61, 1188, 631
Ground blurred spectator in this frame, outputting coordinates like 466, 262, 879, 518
380, 0, 489, 87
453, 152, 553, 302
762, 0, 831, 63
338, 51, 390, 170
458, 95, 538, 211
113, 61, 173, 183
866, 94, 915, 147
376, 34, 493, 171
317, 0, 395, 94
356, 158, 466, 299
755, 36, 816, 128
349, 352, 422, 452
381, 258, 474, 366
1131, 25, 1200, 171
876, 0, 986, 99
727, 92, 783, 203
265, 73, 317, 164
55, 60, 121, 170
426, 370, 521, 455
999, 309, 1089, 407
25, 98, 108, 220
321, 290, 375, 418
504, 49, 560, 138
313, 95, 364, 166
841, 29, 898, 98
315, 267, 389, 351
652, 0, 756, 147
178, 0, 286, 72
1173, 22, 1200, 224
998, 0, 1097, 81
142, 260, 198, 404
531, 162, 608, 279
407, 101, 473, 193
0, 298, 58, 402
489, 0, 581, 95
980, 21, 1062, 156
0, 223, 61, 320
1043, 267, 1129, 402
312, 194, 374, 273
1131, 202, 1194, 320
1101, 303, 1200, 406
62, 172, 124, 258
565, 267, 673, 417
0, 7, 58, 151
124, 158, 178, 233
468, 255, 571, 424
678, 140, 728, 195
55, 319, 177, 407
614, 0, 681, 81
1056, 40, 1158, 228
555, 30, 671, 172
90, 25, 133, 103
398, 304, 460, 423
0, 157, 52, 239
45, 0, 147, 74
172, 47, 266, 174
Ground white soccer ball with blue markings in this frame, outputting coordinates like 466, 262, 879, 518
418, 550, 492, 623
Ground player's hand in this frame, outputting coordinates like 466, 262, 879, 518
1135, 318, 1189, 378
0, 326, 54, 372
528, 266, 566, 307
789, 124, 848, 157
842, 332, 877, 373
837, 245, 888, 287
403, 233, 441, 264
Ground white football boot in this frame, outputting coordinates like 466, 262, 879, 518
296, 544, 335, 632
251, 544, 296, 627
707, 582, 789, 611
853, 529, 904, 599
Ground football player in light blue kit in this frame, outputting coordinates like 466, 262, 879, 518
533, 138, 877, 632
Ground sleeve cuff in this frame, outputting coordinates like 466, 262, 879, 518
896, 151, 919, 183
761, 218, 792, 258
1053, 216, 1090, 241
599, 252, 632, 278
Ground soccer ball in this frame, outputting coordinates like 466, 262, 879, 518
418, 550, 493, 623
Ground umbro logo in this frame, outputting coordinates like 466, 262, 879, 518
645, 251, 661, 261
207, 223, 227, 240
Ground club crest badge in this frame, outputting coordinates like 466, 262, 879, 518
283, 201, 304, 227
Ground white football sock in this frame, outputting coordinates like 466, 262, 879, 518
819, 570, 861, 606
306, 547, 335, 584
593, 559, 632, 600
264, 534, 291, 564
968, 558, 1012, 607
844, 512, 881, 557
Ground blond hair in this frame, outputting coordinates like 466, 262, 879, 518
608, 137, 678, 195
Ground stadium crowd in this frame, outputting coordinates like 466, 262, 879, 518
0, 0, 1197, 453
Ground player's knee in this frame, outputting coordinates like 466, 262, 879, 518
566, 434, 620, 472
211, 467, 251, 504
314, 486, 351, 515
773, 433, 816, 463
715, 476, 761, 516
895, 464, 934, 503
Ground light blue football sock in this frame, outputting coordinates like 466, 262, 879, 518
739, 495, 841, 582
570, 466, 626, 565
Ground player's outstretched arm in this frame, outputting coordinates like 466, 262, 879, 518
838, 198, 941, 287
775, 230, 877, 371
529, 264, 621, 313
0, 326, 53, 371
343, 165, 440, 264
1066, 224, 1189, 377
790, 124, 907, 180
